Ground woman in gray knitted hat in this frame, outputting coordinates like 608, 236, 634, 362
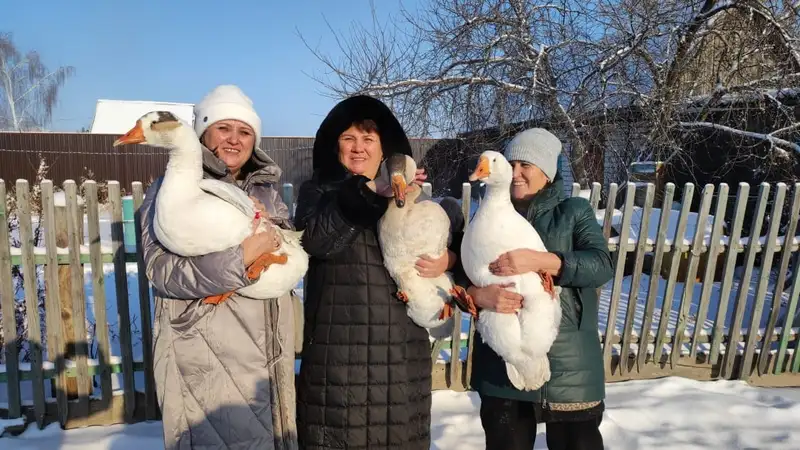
464, 128, 613, 450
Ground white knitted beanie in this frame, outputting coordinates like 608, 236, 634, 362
194, 85, 262, 150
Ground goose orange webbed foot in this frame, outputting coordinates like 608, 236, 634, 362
246, 252, 288, 279
538, 272, 556, 300
203, 291, 234, 305
438, 302, 454, 320
203, 252, 288, 305
396, 291, 409, 303
450, 285, 478, 319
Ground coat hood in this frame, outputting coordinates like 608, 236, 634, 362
312, 95, 413, 184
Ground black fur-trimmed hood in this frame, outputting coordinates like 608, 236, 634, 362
312, 95, 412, 184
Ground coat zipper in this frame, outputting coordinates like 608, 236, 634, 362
541, 381, 549, 410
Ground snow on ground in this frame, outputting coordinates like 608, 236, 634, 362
4, 377, 800, 449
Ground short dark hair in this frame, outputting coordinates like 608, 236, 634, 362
351, 119, 379, 134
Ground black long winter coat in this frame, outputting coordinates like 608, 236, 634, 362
295, 95, 432, 450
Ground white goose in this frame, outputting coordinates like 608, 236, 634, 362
377, 154, 456, 339
113, 111, 308, 302
459, 150, 562, 391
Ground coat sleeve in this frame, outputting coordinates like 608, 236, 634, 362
140, 179, 255, 299
294, 175, 388, 258
551, 198, 613, 289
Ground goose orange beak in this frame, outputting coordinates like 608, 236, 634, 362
391, 174, 407, 207
113, 121, 146, 147
469, 156, 490, 181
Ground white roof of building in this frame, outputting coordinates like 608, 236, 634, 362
89, 99, 195, 134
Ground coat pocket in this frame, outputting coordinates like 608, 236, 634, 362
168, 300, 211, 334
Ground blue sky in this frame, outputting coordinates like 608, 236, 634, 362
1, 0, 420, 135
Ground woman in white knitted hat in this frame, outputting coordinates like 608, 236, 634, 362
140, 85, 299, 449
461, 128, 613, 450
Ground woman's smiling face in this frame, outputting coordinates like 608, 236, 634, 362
202, 119, 256, 178
337, 121, 384, 179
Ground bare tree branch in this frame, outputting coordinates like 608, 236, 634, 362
305, 0, 800, 188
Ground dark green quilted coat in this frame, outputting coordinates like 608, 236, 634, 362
470, 172, 613, 405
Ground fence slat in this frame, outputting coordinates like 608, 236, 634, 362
637, 183, 675, 370
589, 182, 601, 212
449, 308, 463, 389
570, 183, 580, 198
133, 182, 157, 419
792, 304, 800, 372
741, 183, 786, 378
765, 183, 800, 375
722, 183, 771, 379
16, 180, 46, 426
603, 183, 635, 371
620, 183, 654, 375
447, 183, 472, 389
776, 267, 800, 374
64, 180, 92, 419
109, 181, 136, 421
461, 183, 472, 227
85, 181, 113, 406
690, 183, 729, 359
430, 339, 446, 363
41, 181, 68, 425
422, 182, 433, 198
601, 184, 618, 246
709, 183, 751, 364
464, 316, 476, 389
281, 183, 293, 221
460, 182, 477, 389
600, 183, 618, 354
653, 184, 695, 365
0, 180, 22, 418
672, 184, 714, 368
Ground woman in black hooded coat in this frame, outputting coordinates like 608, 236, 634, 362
295, 96, 456, 450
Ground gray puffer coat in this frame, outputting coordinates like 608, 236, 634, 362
141, 146, 300, 450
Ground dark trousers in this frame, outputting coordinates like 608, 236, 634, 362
479, 395, 604, 450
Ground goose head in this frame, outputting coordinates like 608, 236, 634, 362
379, 153, 417, 208
113, 111, 194, 149
469, 150, 512, 187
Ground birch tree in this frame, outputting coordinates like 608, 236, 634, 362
307, 0, 800, 187
0, 32, 74, 131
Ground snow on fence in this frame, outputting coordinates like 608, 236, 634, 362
1, 177, 800, 431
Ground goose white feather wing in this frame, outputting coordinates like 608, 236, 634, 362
381, 201, 450, 263
198, 179, 256, 218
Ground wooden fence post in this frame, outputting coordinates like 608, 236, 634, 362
51, 202, 91, 399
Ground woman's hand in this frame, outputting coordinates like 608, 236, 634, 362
241, 227, 281, 266
489, 249, 537, 276
412, 168, 427, 187
415, 249, 455, 278
489, 249, 563, 277
468, 283, 523, 314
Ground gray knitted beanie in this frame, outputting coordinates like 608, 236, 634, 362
503, 128, 562, 181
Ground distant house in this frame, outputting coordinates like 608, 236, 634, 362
89, 99, 195, 134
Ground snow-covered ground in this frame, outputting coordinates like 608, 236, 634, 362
4, 377, 800, 449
